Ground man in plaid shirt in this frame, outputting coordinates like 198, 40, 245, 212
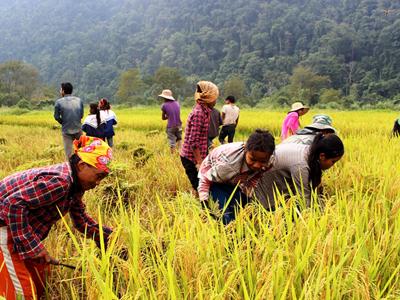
180, 81, 219, 194
0, 136, 113, 299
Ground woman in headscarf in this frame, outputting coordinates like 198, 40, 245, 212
0, 135, 113, 300
180, 81, 219, 195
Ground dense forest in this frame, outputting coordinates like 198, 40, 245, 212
0, 0, 400, 108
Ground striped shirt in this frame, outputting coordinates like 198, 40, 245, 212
254, 143, 311, 210
198, 142, 267, 202
0, 163, 112, 259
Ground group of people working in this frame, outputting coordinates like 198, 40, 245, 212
0, 80, 344, 299
160, 82, 344, 224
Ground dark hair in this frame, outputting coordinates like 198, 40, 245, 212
89, 103, 101, 128
225, 95, 236, 103
245, 129, 275, 153
68, 153, 82, 193
99, 98, 111, 110
61, 82, 73, 94
308, 133, 344, 188
392, 120, 400, 137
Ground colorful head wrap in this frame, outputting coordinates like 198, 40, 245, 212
194, 81, 219, 104
73, 135, 112, 173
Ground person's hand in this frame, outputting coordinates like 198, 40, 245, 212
32, 248, 59, 265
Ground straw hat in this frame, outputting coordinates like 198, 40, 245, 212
158, 89, 175, 101
290, 102, 309, 113
305, 114, 336, 132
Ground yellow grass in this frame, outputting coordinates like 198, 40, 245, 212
0, 107, 399, 299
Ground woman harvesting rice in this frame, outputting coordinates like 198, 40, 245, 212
0, 136, 113, 300
255, 133, 344, 210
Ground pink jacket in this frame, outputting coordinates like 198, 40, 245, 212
281, 112, 300, 140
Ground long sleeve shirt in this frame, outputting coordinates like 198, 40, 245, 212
254, 143, 311, 210
281, 112, 300, 140
0, 163, 112, 260
54, 95, 84, 134
180, 103, 211, 163
198, 142, 267, 202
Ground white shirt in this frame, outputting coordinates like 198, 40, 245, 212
221, 104, 239, 125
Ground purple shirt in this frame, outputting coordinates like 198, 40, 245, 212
161, 100, 182, 128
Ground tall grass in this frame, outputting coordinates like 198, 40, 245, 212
0, 108, 399, 299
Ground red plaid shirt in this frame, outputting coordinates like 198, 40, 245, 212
180, 103, 211, 163
0, 163, 112, 259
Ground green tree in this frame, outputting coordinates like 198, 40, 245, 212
223, 75, 246, 100
289, 66, 330, 105
0, 60, 40, 101
153, 66, 186, 98
115, 68, 147, 105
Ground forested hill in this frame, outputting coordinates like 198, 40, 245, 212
0, 0, 400, 107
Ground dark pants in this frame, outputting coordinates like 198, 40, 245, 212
219, 124, 236, 144
210, 183, 249, 225
180, 156, 199, 190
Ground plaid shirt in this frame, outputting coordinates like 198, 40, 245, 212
0, 163, 112, 259
198, 142, 269, 202
180, 103, 211, 163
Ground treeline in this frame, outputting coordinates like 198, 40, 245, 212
0, 0, 400, 108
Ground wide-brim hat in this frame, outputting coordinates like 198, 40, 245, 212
290, 102, 309, 113
305, 114, 336, 132
158, 89, 175, 101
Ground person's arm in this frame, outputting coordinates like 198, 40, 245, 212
4, 176, 69, 260
187, 110, 206, 166
54, 101, 62, 124
69, 195, 112, 249
162, 111, 168, 120
80, 100, 84, 119
198, 160, 213, 202
235, 116, 239, 127
286, 114, 299, 136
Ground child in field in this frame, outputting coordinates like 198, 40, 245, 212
0, 136, 113, 300
282, 114, 336, 145
281, 102, 309, 140
99, 98, 118, 147
255, 133, 344, 211
82, 103, 106, 139
219, 96, 240, 144
159, 89, 182, 153
198, 129, 275, 224
180, 81, 219, 193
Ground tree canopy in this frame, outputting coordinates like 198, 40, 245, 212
0, 0, 399, 107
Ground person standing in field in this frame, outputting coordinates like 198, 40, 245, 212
160, 89, 182, 153
180, 81, 219, 194
98, 98, 117, 147
255, 133, 344, 211
208, 106, 223, 149
281, 102, 309, 141
82, 103, 106, 139
0, 136, 113, 300
282, 114, 336, 145
54, 82, 84, 158
198, 129, 275, 224
219, 96, 240, 144
391, 118, 400, 137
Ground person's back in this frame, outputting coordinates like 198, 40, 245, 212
208, 108, 222, 139
161, 100, 182, 128
255, 143, 310, 210
54, 82, 84, 159
221, 103, 239, 126
55, 95, 84, 134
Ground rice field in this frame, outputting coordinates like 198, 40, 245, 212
0, 107, 400, 299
